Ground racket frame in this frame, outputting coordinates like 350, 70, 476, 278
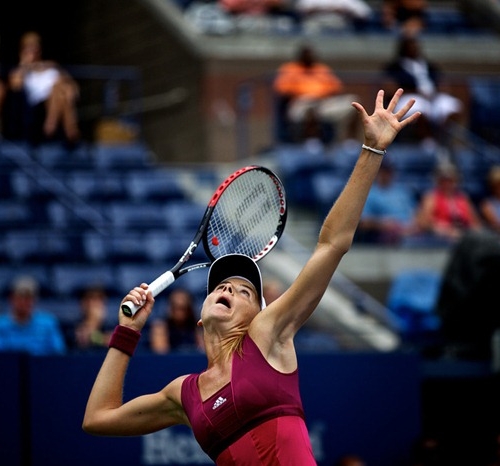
121, 165, 286, 317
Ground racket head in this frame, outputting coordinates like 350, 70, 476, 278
202, 165, 287, 263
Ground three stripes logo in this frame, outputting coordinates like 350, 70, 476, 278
212, 396, 227, 410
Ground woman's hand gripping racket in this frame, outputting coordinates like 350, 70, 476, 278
121, 165, 287, 317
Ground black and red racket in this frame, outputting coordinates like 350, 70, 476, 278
121, 165, 287, 316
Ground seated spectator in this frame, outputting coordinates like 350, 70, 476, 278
358, 157, 420, 245
219, 0, 300, 28
2, 31, 80, 145
0, 276, 66, 356
295, 0, 373, 32
383, 34, 463, 149
149, 288, 204, 354
381, 0, 429, 35
262, 277, 285, 305
415, 162, 483, 245
273, 43, 359, 146
65, 285, 113, 353
479, 165, 500, 234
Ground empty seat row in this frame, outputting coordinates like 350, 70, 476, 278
0, 198, 206, 233
5, 167, 189, 203
0, 219, 208, 266
0, 140, 154, 170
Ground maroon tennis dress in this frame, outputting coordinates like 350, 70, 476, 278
181, 334, 316, 465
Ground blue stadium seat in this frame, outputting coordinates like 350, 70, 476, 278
387, 269, 442, 337
273, 144, 336, 207
387, 143, 438, 175
469, 78, 500, 146
0, 200, 36, 228
108, 201, 171, 230
92, 142, 152, 170
83, 230, 164, 263
311, 171, 347, 218
3, 230, 40, 263
50, 263, 117, 298
10, 169, 70, 202
0, 140, 31, 168
143, 230, 180, 264
162, 200, 206, 233
0, 264, 53, 298
124, 168, 187, 202
46, 200, 108, 231
34, 142, 93, 169
66, 170, 127, 201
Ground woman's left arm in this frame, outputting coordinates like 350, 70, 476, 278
253, 89, 420, 344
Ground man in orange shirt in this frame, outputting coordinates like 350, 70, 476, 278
273, 44, 358, 144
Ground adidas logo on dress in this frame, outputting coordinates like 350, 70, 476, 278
212, 396, 227, 410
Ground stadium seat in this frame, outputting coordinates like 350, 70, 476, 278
387, 143, 438, 176
387, 269, 442, 338
66, 170, 127, 201
0, 200, 36, 229
143, 229, 180, 263
162, 200, 206, 233
92, 142, 152, 170
83, 230, 162, 263
311, 171, 347, 218
0, 264, 53, 298
3, 230, 40, 263
124, 168, 187, 202
108, 201, 171, 230
46, 200, 108, 231
33, 142, 93, 169
273, 145, 335, 207
50, 263, 117, 298
469, 78, 500, 146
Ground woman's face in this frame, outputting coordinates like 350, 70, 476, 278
200, 278, 260, 328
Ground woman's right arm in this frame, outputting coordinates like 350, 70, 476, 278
82, 285, 188, 436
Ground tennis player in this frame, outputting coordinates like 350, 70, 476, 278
83, 88, 420, 465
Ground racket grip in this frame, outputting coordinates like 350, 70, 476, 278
121, 271, 176, 317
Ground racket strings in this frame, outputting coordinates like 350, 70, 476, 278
207, 171, 284, 259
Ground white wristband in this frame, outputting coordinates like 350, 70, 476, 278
362, 144, 386, 156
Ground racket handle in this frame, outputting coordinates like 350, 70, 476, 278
121, 271, 176, 317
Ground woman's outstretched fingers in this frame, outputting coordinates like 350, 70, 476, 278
386, 88, 403, 112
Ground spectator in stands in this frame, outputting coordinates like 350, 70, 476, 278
0, 275, 66, 356
383, 34, 463, 150
295, 0, 373, 33
219, 0, 300, 27
381, 0, 428, 35
273, 43, 359, 146
415, 162, 483, 244
2, 31, 80, 145
358, 157, 420, 244
66, 285, 113, 353
479, 165, 500, 234
262, 278, 285, 305
149, 288, 204, 354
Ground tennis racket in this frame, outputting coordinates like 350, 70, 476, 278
121, 165, 287, 317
